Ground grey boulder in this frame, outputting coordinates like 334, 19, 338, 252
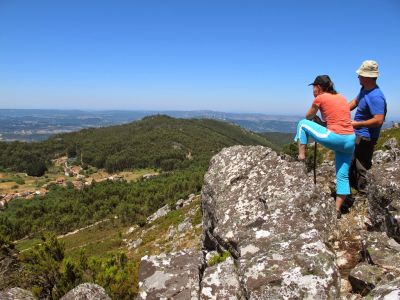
201, 146, 339, 299
60, 283, 111, 300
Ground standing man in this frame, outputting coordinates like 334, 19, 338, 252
349, 60, 387, 194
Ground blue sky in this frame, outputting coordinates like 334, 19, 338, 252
0, 0, 399, 118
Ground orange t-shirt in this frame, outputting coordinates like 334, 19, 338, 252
313, 93, 354, 134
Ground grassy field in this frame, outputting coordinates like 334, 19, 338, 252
0, 167, 158, 195
0, 172, 55, 194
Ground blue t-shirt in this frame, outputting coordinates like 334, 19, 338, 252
354, 86, 386, 139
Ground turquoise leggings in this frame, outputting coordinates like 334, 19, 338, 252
294, 119, 356, 195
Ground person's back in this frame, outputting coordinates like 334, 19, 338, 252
315, 93, 353, 135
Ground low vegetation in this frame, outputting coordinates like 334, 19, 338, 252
376, 127, 400, 149
1, 196, 202, 299
208, 250, 231, 266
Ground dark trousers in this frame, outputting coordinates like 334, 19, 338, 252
349, 135, 378, 193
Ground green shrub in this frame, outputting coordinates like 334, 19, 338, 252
208, 251, 231, 266
14, 177, 25, 185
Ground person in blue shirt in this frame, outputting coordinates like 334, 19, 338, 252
348, 60, 387, 195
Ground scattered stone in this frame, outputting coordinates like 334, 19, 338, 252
0, 287, 35, 300
383, 138, 398, 150
340, 278, 353, 294
147, 204, 171, 224
368, 278, 400, 299
127, 238, 142, 250
336, 250, 352, 268
60, 283, 111, 300
178, 217, 192, 233
126, 225, 138, 235
176, 198, 185, 209
184, 194, 196, 207
166, 225, 176, 240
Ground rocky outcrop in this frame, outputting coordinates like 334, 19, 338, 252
349, 263, 388, 296
368, 278, 400, 299
0, 287, 35, 300
60, 283, 111, 300
202, 145, 339, 299
201, 256, 243, 298
346, 138, 400, 298
136, 142, 400, 299
137, 145, 340, 299
368, 138, 400, 243
137, 250, 202, 299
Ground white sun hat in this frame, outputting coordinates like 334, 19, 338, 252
356, 60, 379, 77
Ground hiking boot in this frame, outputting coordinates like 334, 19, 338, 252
340, 195, 355, 214
340, 204, 349, 214
336, 210, 342, 219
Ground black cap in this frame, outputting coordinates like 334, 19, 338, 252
309, 75, 332, 88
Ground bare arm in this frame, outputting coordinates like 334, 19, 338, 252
305, 104, 319, 120
349, 98, 358, 111
351, 114, 385, 128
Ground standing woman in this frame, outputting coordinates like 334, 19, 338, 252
294, 75, 356, 218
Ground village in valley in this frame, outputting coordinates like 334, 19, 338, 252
0, 156, 158, 210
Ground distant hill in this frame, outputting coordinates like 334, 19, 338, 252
0, 109, 302, 141
2, 109, 398, 142
0, 115, 278, 175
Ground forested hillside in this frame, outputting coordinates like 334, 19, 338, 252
0, 116, 276, 240
0, 115, 277, 175
261, 132, 294, 147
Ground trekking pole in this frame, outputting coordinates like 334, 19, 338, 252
311, 115, 326, 185
313, 142, 317, 184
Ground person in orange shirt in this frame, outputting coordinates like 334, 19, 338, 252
294, 75, 356, 218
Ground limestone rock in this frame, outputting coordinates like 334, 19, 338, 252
347, 232, 400, 297
201, 146, 339, 299
368, 278, 400, 299
176, 198, 185, 209
127, 238, 142, 250
147, 204, 171, 224
166, 225, 177, 240
178, 217, 192, 233
368, 147, 400, 242
362, 232, 400, 272
201, 256, 243, 299
137, 250, 202, 299
0, 287, 35, 300
60, 283, 111, 300
349, 262, 386, 295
